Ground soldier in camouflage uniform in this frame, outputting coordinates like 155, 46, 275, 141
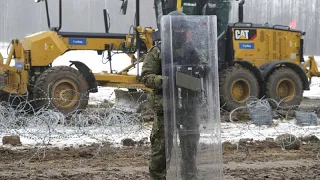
141, 12, 201, 180
141, 41, 166, 180
168, 12, 208, 180
141, 4, 231, 179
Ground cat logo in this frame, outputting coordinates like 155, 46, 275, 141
234, 29, 257, 41
235, 30, 249, 40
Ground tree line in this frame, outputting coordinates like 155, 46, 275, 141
0, 0, 319, 55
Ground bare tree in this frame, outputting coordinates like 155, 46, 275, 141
0, 0, 319, 55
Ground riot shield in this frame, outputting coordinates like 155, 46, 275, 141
161, 15, 223, 179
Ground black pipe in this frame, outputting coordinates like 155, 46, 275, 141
44, 0, 62, 32
136, 0, 141, 77
108, 50, 112, 73
58, 0, 62, 31
103, 9, 109, 33
103, 9, 112, 73
44, 0, 51, 30
136, 0, 140, 27
238, 0, 245, 23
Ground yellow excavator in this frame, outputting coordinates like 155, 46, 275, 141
1, 0, 320, 116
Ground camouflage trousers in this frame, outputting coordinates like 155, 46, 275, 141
149, 112, 200, 180
149, 113, 166, 180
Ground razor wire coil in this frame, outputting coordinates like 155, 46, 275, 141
295, 111, 319, 126
0, 85, 152, 147
246, 98, 274, 126
226, 94, 320, 149
0, 80, 320, 150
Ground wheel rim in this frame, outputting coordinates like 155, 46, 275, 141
231, 79, 251, 103
51, 79, 80, 109
276, 78, 295, 102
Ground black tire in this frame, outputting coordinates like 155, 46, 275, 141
219, 66, 260, 111
33, 66, 89, 115
265, 67, 303, 107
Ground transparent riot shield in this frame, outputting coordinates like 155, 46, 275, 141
161, 15, 223, 180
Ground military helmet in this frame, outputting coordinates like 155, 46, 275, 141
168, 11, 186, 16
168, 11, 187, 31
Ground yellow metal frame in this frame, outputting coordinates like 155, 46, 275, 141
303, 56, 320, 79
177, 0, 182, 11
0, 40, 29, 95
2, 1, 319, 100
232, 27, 302, 67
0, 25, 155, 95
23, 26, 154, 68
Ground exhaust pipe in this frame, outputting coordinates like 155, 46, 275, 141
238, 0, 245, 23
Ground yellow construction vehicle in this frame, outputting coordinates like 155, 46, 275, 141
150, 0, 320, 111
1, 0, 320, 115
0, 0, 154, 115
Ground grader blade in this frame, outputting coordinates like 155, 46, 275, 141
112, 89, 148, 113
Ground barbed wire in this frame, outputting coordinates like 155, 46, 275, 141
0, 83, 152, 149
0, 78, 320, 154
223, 93, 320, 150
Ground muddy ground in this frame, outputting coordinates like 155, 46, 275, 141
0, 98, 320, 180
0, 139, 319, 180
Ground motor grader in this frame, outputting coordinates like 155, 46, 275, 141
151, 0, 320, 111
1, 0, 320, 116
0, 0, 154, 115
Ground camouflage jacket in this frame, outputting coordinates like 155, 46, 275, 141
141, 43, 164, 114
141, 41, 207, 114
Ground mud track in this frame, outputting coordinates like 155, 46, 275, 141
0, 140, 319, 180
0, 98, 320, 179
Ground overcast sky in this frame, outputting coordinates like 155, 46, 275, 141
0, 0, 319, 55
0, 0, 157, 41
